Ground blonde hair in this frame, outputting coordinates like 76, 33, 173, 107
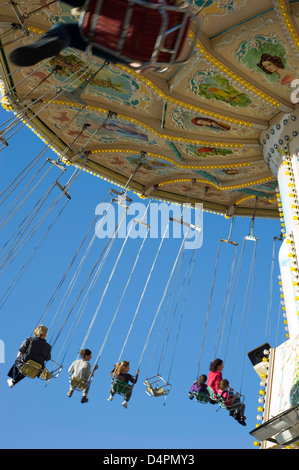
33, 325, 48, 338
114, 361, 129, 375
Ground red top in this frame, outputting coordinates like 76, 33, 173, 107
207, 370, 222, 394
216, 389, 233, 406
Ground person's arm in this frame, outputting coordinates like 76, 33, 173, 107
223, 389, 239, 406
45, 344, 51, 362
18, 337, 30, 355
91, 364, 98, 373
68, 361, 75, 375
131, 369, 140, 384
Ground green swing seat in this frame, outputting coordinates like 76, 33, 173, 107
207, 385, 218, 401
112, 379, 132, 396
194, 391, 210, 404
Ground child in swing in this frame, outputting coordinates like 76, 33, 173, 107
67, 348, 98, 404
107, 360, 139, 409
216, 379, 246, 426
188, 374, 208, 400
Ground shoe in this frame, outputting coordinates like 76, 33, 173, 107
107, 395, 113, 401
7, 378, 14, 388
67, 390, 73, 397
238, 417, 246, 426
122, 401, 128, 409
9, 35, 65, 67
81, 396, 88, 404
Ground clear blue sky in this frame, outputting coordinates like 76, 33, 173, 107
0, 105, 284, 451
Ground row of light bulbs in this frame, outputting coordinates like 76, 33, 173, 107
27, 12, 281, 112
253, 153, 299, 448
273, 0, 299, 60
253, 349, 270, 448
282, 156, 299, 335
276, 156, 299, 340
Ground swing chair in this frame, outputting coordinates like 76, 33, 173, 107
192, 391, 210, 404
79, 0, 200, 71
144, 374, 171, 397
206, 385, 245, 412
19, 358, 63, 382
69, 374, 93, 392
111, 378, 133, 396
216, 391, 245, 413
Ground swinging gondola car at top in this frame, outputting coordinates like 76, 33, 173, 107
1, 0, 297, 221
1, 1, 299, 447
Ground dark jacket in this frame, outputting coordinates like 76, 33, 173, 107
16, 336, 51, 368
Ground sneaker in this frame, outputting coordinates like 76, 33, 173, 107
107, 395, 113, 401
7, 378, 14, 388
81, 396, 88, 404
122, 401, 128, 409
9, 35, 65, 67
67, 390, 73, 398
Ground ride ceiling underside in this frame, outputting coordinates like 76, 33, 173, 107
1, 0, 299, 218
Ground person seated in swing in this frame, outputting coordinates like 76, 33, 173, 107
8, 0, 182, 69
107, 360, 139, 409
188, 374, 208, 400
216, 379, 246, 426
7, 325, 51, 388
67, 348, 98, 404
207, 358, 223, 397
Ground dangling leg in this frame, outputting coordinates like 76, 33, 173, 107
107, 384, 115, 401
228, 400, 246, 426
235, 403, 246, 426
7, 363, 26, 387
67, 384, 75, 397
81, 381, 90, 404
122, 387, 132, 408
9, 22, 87, 67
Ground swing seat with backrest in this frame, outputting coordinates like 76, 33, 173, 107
69, 374, 93, 391
112, 378, 132, 395
216, 391, 245, 412
207, 385, 245, 411
207, 385, 219, 404
194, 390, 210, 404
79, 0, 199, 71
19, 360, 42, 379
19, 358, 62, 382
144, 374, 171, 397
